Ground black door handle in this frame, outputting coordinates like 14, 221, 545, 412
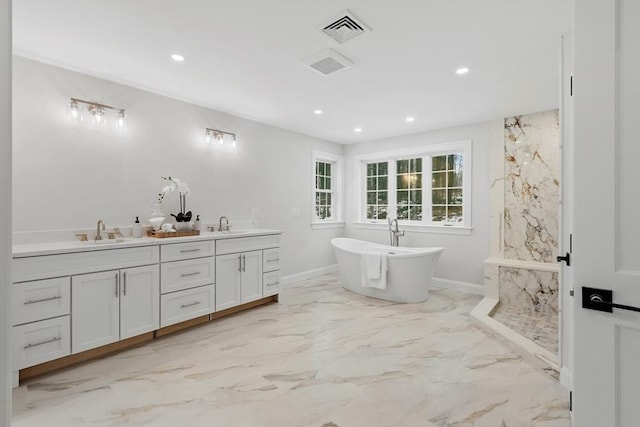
556, 252, 571, 266
582, 286, 640, 313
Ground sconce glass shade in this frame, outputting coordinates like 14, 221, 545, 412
116, 109, 126, 131
205, 128, 237, 149
68, 100, 82, 123
90, 105, 107, 127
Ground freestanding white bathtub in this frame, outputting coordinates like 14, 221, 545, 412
331, 238, 444, 303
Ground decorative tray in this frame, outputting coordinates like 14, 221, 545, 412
147, 230, 200, 238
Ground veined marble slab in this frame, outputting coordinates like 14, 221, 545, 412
499, 266, 558, 315
504, 110, 560, 263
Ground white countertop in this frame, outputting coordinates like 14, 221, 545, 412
13, 229, 282, 258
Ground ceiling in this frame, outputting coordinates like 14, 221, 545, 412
12, 0, 573, 144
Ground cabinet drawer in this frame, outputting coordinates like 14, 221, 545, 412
263, 271, 281, 297
160, 240, 215, 262
160, 285, 215, 327
12, 277, 70, 326
161, 257, 215, 294
216, 235, 280, 255
12, 315, 71, 370
263, 248, 280, 273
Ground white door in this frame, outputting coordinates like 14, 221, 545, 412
71, 270, 120, 353
215, 253, 241, 311
573, 1, 640, 426
240, 250, 263, 303
120, 265, 159, 339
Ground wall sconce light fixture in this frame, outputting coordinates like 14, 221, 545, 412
68, 97, 126, 130
205, 128, 237, 148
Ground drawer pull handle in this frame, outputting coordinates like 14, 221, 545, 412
180, 272, 202, 278
267, 257, 280, 262
180, 301, 201, 309
24, 295, 62, 305
268, 281, 280, 287
24, 336, 61, 349
180, 249, 202, 253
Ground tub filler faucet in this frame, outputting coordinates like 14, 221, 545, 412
388, 218, 404, 247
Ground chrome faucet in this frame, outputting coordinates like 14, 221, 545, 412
96, 220, 106, 241
388, 218, 405, 247
218, 216, 229, 232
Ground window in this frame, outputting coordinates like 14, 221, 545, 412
315, 161, 333, 220
356, 140, 471, 229
312, 150, 344, 228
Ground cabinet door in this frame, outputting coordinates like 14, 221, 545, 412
120, 265, 159, 340
240, 250, 263, 304
215, 253, 241, 311
71, 271, 120, 353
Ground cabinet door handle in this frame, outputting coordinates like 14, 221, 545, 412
180, 301, 201, 309
180, 248, 201, 253
242, 254, 246, 272
238, 255, 242, 272
24, 295, 62, 305
123, 272, 127, 296
115, 272, 119, 297
180, 271, 202, 278
24, 336, 61, 349
268, 281, 280, 287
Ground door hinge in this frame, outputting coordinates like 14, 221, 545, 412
569, 390, 572, 411
570, 76, 573, 96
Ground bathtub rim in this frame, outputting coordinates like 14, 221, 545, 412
331, 237, 443, 259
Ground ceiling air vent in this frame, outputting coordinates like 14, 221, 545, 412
303, 49, 353, 76
320, 10, 371, 44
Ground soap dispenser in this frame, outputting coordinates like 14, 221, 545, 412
132, 216, 142, 238
193, 215, 201, 232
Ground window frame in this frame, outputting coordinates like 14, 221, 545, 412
354, 140, 472, 233
311, 150, 344, 229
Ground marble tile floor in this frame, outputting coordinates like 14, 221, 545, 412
491, 304, 559, 355
12, 274, 571, 427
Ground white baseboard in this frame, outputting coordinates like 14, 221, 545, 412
432, 277, 484, 295
281, 264, 338, 287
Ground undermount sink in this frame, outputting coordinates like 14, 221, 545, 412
84, 238, 127, 245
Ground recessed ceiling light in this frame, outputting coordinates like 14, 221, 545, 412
456, 67, 470, 75
354, 127, 363, 133
406, 116, 415, 122
171, 54, 185, 62
314, 109, 323, 115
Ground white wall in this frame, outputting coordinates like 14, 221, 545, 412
12, 56, 344, 277
344, 120, 502, 286
1, 1, 12, 424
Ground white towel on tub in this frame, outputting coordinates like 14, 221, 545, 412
361, 251, 388, 289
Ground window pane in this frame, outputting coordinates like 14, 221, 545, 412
319, 193, 326, 205
378, 191, 388, 204
377, 206, 387, 220
326, 207, 332, 219
321, 177, 327, 190
315, 162, 320, 174
397, 205, 409, 220
451, 154, 463, 171
409, 206, 422, 221
319, 162, 326, 176
410, 190, 422, 204
326, 178, 331, 190
367, 177, 377, 191
367, 192, 376, 204
397, 159, 409, 173
367, 163, 377, 176
325, 163, 331, 176
378, 162, 388, 175
367, 205, 375, 220
448, 206, 463, 221
377, 176, 387, 190
410, 173, 422, 189
448, 171, 463, 187
432, 189, 446, 204
432, 172, 446, 188
327, 193, 332, 206
448, 189, 463, 205
410, 158, 422, 173
397, 174, 409, 189
397, 190, 409, 205
432, 155, 447, 171
432, 206, 446, 222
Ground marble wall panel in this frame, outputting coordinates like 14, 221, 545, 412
504, 110, 560, 263
498, 267, 558, 314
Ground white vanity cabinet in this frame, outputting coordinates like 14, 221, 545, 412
215, 251, 263, 310
159, 240, 216, 327
71, 264, 160, 353
215, 234, 280, 311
